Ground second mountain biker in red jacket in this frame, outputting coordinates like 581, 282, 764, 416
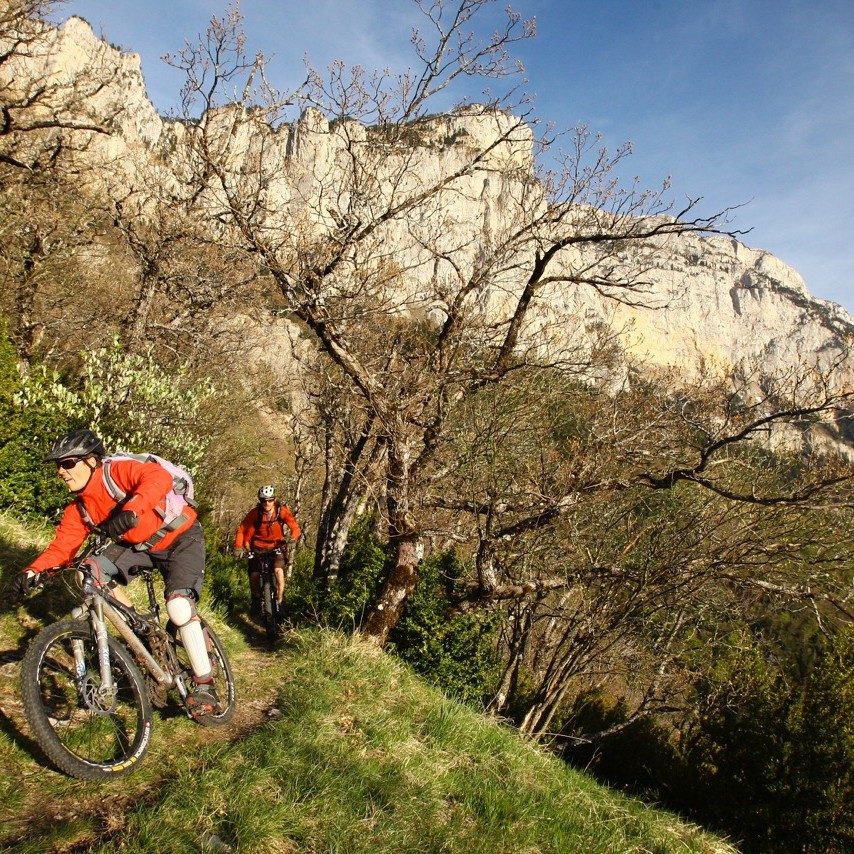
234, 485, 301, 618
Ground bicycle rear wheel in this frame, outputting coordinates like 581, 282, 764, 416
21, 619, 153, 780
172, 618, 237, 727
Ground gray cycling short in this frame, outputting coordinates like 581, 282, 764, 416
91, 520, 206, 600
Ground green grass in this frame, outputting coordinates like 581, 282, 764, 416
96, 632, 735, 854
0, 513, 737, 853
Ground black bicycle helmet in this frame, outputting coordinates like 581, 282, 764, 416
43, 428, 106, 462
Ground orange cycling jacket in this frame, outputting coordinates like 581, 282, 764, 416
234, 501, 301, 553
27, 458, 197, 574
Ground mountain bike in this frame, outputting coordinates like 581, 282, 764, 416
251, 549, 284, 648
17, 535, 236, 780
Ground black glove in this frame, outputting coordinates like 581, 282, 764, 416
101, 510, 138, 539
9, 570, 39, 605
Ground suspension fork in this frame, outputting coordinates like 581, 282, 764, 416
70, 593, 115, 697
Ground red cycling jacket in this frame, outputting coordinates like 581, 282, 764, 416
27, 458, 197, 574
234, 501, 301, 553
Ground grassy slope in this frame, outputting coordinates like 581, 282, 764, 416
0, 513, 738, 853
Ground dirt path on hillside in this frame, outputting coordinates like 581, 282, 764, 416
0, 617, 289, 852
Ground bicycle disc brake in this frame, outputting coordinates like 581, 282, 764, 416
79, 674, 118, 715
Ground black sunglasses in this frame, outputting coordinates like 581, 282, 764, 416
57, 458, 80, 470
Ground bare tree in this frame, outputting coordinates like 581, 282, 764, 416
0, 0, 120, 172
0, 0, 128, 362
433, 362, 854, 735
107, 183, 260, 358
165, 1, 756, 645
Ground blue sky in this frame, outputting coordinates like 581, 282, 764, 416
63, 0, 854, 314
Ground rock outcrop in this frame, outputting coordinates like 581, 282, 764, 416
7, 15, 854, 393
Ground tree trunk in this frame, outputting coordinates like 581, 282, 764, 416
13, 229, 43, 363
122, 262, 160, 350
315, 487, 362, 588
313, 413, 379, 589
489, 603, 532, 714
361, 436, 419, 645
361, 533, 420, 645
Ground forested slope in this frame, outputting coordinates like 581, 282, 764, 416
0, 512, 736, 853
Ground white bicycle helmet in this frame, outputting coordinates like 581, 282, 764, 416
258, 485, 276, 500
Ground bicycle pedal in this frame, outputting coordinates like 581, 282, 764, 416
186, 685, 220, 717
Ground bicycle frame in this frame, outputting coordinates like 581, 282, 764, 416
68, 562, 185, 699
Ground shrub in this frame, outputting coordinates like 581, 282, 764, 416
316, 516, 390, 630
561, 690, 682, 802
673, 631, 854, 851
389, 549, 501, 707
286, 521, 501, 707
0, 331, 217, 524
278, 546, 325, 624
777, 627, 854, 851
0, 318, 71, 521
202, 521, 247, 614
17, 336, 215, 474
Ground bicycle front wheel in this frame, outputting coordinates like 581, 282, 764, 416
261, 577, 279, 647
21, 619, 153, 780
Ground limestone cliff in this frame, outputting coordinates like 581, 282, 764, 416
7, 16, 854, 394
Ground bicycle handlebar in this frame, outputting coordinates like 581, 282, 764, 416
247, 546, 285, 558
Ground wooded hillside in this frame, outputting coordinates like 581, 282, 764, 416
3, 3, 854, 849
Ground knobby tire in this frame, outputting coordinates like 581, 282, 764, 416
20, 619, 153, 781
172, 618, 237, 727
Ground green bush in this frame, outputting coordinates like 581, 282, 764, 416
278, 546, 325, 624
286, 521, 500, 707
389, 549, 501, 707
561, 690, 682, 802
201, 520, 247, 614
303, 516, 390, 630
672, 631, 854, 852
680, 644, 787, 849
0, 317, 72, 521
0, 326, 218, 524
777, 627, 854, 851
17, 336, 215, 474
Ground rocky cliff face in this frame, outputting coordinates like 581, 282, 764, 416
10, 16, 854, 392
599, 232, 852, 378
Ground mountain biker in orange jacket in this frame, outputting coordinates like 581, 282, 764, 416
234, 485, 301, 617
9, 428, 220, 717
